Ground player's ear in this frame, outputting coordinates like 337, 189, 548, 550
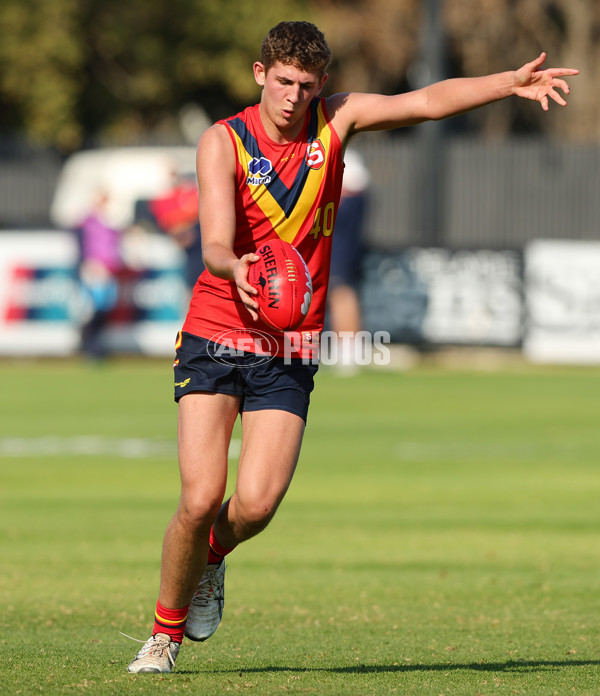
316, 73, 328, 95
254, 62, 266, 87
317, 73, 329, 94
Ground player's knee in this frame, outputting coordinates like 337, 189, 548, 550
237, 496, 279, 533
178, 493, 222, 532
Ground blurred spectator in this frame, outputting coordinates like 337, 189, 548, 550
148, 174, 204, 290
328, 148, 370, 373
75, 191, 122, 359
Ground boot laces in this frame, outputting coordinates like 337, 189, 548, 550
190, 563, 224, 608
120, 632, 177, 668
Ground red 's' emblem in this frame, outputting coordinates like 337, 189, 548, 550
306, 140, 326, 170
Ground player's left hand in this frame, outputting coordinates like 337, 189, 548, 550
513, 53, 579, 111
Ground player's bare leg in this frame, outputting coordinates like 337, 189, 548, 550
128, 392, 239, 672
215, 408, 305, 546
159, 392, 241, 608
185, 408, 305, 641
328, 284, 362, 374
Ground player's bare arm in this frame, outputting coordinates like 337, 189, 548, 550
328, 52, 578, 139
196, 124, 259, 318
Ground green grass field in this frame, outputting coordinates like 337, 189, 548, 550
1, 357, 600, 695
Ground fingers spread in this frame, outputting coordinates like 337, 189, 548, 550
531, 52, 547, 70
553, 78, 570, 95
548, 87, 567, 107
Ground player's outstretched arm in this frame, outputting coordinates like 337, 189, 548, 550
330, 54, 578, 137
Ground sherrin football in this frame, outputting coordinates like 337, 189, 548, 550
248, 238, 312, 332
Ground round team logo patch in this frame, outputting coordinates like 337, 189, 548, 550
306, 140, 326, 170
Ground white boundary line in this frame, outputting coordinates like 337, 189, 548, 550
0, 436, 242, 459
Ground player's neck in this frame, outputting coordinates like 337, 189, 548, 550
258, 102, 307, 144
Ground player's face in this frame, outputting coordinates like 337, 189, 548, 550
254, 61, 327, 140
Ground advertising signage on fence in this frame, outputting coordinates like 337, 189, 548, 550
5, 234, 599, 362
0, 230, 188, 356
0, 232, 80, 355
361, 247, 524, 346
524, 240, 600, 364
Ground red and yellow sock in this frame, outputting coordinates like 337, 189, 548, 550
153, 600, 189, 643
207, 526, 235, 565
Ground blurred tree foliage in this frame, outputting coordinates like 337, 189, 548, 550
0, 0, 312, 149
443, 0, 599, 141
314, 0, 422, 95
0, 0, 595, 150
0, 0, 84, 148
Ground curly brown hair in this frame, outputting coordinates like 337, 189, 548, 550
260, 21, 332, 76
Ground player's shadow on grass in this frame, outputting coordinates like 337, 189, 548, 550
198, 658, 600, 676
329, 659, 600, 674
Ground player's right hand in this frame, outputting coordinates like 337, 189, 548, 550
233, 253, 260, 320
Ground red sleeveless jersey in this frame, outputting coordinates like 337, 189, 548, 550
182, 98, 344, 358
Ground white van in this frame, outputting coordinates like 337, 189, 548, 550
50, 146, 197, 230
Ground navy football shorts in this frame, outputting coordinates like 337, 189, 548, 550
173, 332, 318, 423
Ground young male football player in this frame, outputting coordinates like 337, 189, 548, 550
128, 20, 578, 673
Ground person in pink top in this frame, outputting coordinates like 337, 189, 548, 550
76, 191, 121, 359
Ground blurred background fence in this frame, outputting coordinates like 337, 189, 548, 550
346, 135, 600, 249
0, 138, 62, 229
2, 133, 599, 247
